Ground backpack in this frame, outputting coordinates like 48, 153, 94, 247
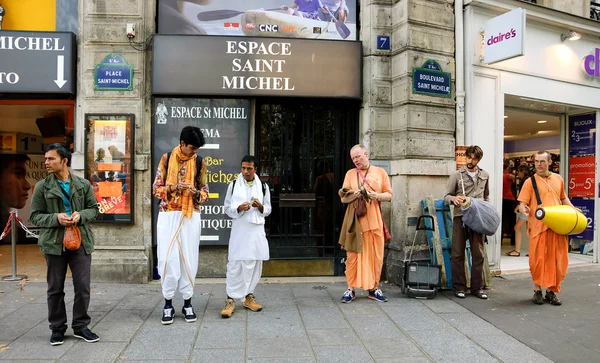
232, 179, 267, 196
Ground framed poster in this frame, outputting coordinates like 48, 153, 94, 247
84, 114, 135, 223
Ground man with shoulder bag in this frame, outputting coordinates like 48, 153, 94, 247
30, 144, 100, 346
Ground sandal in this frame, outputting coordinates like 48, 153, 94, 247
454, 291, 466, 298
473, 290, 488, 299
505, 250, 520, 257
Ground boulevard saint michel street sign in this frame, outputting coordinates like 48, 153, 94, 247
412, 60, 451, 98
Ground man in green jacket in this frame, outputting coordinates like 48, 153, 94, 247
30, 144, 99, 346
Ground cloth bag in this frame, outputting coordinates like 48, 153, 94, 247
459, 174, 500, 236
63, 225, 81, 250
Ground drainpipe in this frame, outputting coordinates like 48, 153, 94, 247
455, 0, 466, 146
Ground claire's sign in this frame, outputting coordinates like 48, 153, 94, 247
483, 8, 526, 64
94, 54, 133, 91
152, 35, 361, 99
412, 60, 451, 98
582, 48, 600, 77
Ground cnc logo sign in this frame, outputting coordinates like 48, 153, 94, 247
259, 24, 278, 32
483, 8, 526, 64
582, 48, 600, 77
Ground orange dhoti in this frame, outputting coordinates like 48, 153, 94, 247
345, 230, 384, 290
529, 230, 569, 293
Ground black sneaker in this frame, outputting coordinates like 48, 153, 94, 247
182, 305, 197, 323
545, 290, 562, 306
50, 330, 64, 346
532, 290, 544, 305
162, 306, 175, 325
73, 328, 99, 343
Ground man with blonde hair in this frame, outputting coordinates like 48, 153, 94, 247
339, 144, 393, 303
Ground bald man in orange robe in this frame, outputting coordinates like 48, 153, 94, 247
518, 151, 575, 306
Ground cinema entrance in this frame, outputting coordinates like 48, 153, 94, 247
256, 99, 359, 276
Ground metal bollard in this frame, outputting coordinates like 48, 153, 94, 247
2, 212, 27, 281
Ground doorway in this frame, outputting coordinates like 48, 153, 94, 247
256, 99, 358, 276
501, 95, 596, 272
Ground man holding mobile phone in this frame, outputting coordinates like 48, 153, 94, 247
152, 126, 209, 324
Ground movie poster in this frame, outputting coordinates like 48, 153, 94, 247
157, 0, 357, 41
85, 116, 134, 223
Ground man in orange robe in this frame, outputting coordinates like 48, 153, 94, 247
518, 151, 575, 305
338, 144, 393, 303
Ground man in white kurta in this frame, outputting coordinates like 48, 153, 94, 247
221, 156, 271, 318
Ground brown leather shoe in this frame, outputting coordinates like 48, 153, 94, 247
544, 290, 562, 306
243, 293, 263, 312
221, 298, 235, 318
532, 290, 544, 305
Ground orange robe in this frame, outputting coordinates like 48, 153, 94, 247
341, 166, 392, 290
517, 174, 568, 292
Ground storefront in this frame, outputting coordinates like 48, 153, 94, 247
463, 3, 600, 272
152, 0, 362, 276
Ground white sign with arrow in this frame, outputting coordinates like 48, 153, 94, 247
54, 55, 67, 89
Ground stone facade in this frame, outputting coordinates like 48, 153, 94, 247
360, 0, 456, 284
73, 0, 156, 283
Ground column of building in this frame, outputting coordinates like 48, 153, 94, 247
72, 0, 155, 283
361, 0, 457, 284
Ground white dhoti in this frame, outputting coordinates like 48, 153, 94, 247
157, 211, 201, 300
226, 260, 263, 299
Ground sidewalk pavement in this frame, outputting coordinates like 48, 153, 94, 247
0, 278, 552, 363
448, 264, 600, 363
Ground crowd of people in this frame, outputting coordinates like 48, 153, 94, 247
0, 132, 576, 346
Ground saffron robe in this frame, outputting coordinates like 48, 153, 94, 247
518, 174, 569, 292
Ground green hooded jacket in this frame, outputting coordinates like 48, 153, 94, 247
30, 172, 99, 255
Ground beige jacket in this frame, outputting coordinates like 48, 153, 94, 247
444, 166, 490, 217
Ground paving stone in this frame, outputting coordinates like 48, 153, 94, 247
295, 297, 337, 308
190, 348, 245, 363
362, 338, 423, 359
87, 299, 120, 312
57, 341, 127, 362
291, 284, 333, 298
0, 303, 47, 341
421, 296, 471, 313
313, 345, 374, 363
408, 329, 499, 363
0, 321, 76, 360
196, 321, 245, 349
247, 310, 306, 339
469, 333, 553, 363
307, 329, 360, 346
346, 314, 403, 340
338, 299, 386, 315
249, 358, 316, 363
440, 312, 506, 337
91, 309, 147, 342
382, 305, 453, 331
375, 357, 432, 363
122, 323, 198, 360
247, 337, 313, 359
114, 290, 163, 310
299, 307, 349, 330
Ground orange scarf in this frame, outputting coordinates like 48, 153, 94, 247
166, 146, 196, 218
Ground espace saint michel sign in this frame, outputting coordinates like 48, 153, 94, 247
152, 35, 361, 99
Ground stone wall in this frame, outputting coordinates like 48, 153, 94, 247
74, 0, 155, 283
542, 0, 590, 18
361, 0, 456, 284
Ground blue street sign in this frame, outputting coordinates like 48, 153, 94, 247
376, 35, 390, 50
94, 54, 133, 91
412, 60, 451, 98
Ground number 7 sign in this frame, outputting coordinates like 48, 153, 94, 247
377, 35, 390, 50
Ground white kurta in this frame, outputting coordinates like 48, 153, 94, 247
224, 176, 271, 299
224, 178, 271, 261
157, 211, 201, 300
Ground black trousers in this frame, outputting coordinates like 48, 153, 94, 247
502, 198, 517, 245
45, 246, 91, 332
